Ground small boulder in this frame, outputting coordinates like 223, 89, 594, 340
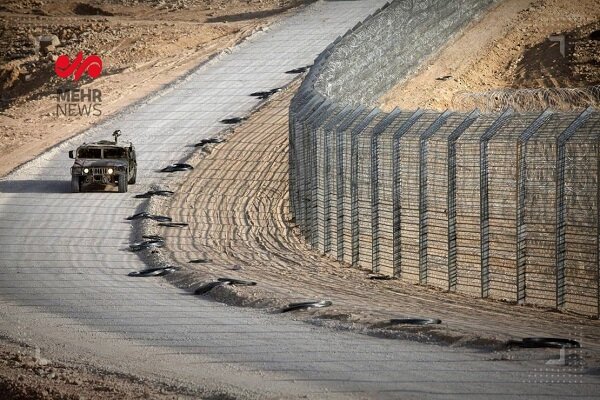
41, 44, 56, 54
38, 34, 60, 51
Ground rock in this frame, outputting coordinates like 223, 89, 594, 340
41, 44, 55, 55
36, 357, 50, 366
38, 35, 60, 49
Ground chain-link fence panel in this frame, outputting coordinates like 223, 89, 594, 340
486, 114, 533, 301
424, 114, 465, 290
314, 0, 495, 106
288, 0, 600, 317
370, 108, 403, 275
563, 113, 600, 316
398, 114, 441, 283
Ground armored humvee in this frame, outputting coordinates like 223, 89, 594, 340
69, 130, 137, 193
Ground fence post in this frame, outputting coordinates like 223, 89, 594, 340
597, 129, 600, 319
447, 110, 480, 291
322, 105, 353, 256
320, 107, 333, 254
479, 108, 514, 298
289, 92, 316, 222
392, 109, 424, 277
307, 101, 334, 251
351, 109, 380, 267
516, 110, 554, 304
555, 107, 593, 309
289, 107, 296, 218
419, 111, 453, 285
295, 96, 324, 239
336, 107, 365, 264
371, 108, 402, 273
302, 98, 326, 243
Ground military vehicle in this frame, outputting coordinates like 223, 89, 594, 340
68, 130, 137, 193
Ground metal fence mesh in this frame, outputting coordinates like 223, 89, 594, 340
314, 0, 495, 106
288, 0, 600, 317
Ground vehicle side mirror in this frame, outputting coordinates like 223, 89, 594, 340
68, 150, 74, 159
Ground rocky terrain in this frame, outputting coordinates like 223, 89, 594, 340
0, 336, 219, 400
0, 0, 311, 177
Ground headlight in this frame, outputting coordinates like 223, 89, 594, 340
83, 168, 89, 174
107, 168, 114, 174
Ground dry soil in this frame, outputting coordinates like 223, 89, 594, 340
146, 84, 600, 364
0, 0, 312, 177
379, 0, 600, 111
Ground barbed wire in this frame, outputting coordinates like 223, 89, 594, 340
314, 0, 495, 106
452, 86, 600, 113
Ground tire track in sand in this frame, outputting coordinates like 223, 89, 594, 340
156, 83, 600, 356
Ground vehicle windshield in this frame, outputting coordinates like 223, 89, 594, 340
104, 148, 127, 159
77, 148, 102, 159
76, 147, 127, 159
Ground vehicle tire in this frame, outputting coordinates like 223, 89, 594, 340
71, 176, 80, 193
118, 174, 128, 193
129, 166, 137, 184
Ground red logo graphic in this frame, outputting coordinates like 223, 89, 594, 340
55, 52, 103, 81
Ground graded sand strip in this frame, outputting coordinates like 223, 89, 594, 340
158, 84, 600, 359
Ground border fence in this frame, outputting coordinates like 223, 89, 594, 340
289, 0, 600, 317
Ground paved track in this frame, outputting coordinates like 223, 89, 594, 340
0, 1, 598, 398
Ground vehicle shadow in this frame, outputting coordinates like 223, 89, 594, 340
0, 179, 119, 194
0, 179, 70, 194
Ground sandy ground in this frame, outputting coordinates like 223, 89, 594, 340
379, 0, 600, 111
0, 336, 210, 400
0, 0, 311, 177
147, 84, 600, 366
93, 0, 600, 359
